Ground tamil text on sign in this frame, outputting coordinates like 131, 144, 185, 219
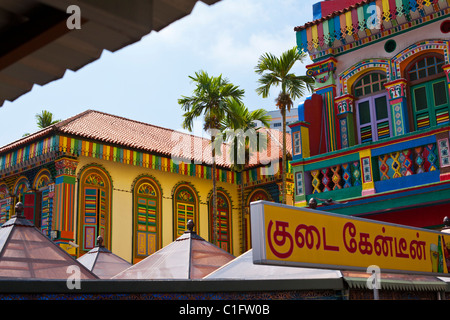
250, 201, 450, 275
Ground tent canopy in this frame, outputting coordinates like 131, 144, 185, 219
0, 202, 97, 279
113, 220, 234, 280
77, 236, 131, 279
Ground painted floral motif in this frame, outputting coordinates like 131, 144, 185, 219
137, 183, 156, 196
177, 189, 194, 203
85, 173, 105, 187
36, 175, 50, 189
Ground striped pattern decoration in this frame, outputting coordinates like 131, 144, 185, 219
99, 189, 107, 238
416, 114, 431, 129
53, 182, 75, 234
176, 203, 194, 237
0, 200, 8, 225
360, 126, 373, 143
211, 193, 231, 251
217, 209, 229, 251
84, 188, 98, 223
314, 86, 337, 152
377, 121, 391, 139
296, 0, 449, 54
137, 198, 157, 233
436, 109, 450, 125
58, 135, 237, 184
0, 136, 59, 171
40, 188, 50, 237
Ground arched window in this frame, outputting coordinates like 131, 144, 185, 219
33, 169, 52, 237
209, 190, 231, 252
13, 176, 37, 225
78, 166, 112, 254
173, 184, 198, 238
407, 54, 448, 130
133, 176, 162, 263
0, 184, 10, 225
244, 188, 272, 251
353, 72, 392, 143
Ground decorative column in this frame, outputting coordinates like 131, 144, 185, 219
306, 57, 339, 152
335, 94, 355, 149
437, 131, 450, 181
384, 78, 409, 136
360, 149, 375, 196
53, 157, 78, 255
443, 64, 450, 105
289, 121, 311, 159
0, 184, 12, 224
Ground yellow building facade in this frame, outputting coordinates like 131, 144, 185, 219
0, 110, 292, 264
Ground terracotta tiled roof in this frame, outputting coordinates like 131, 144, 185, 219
0, 110, 291, 169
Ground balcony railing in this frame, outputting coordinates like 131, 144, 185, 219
298, 126, 450, 202
310, 162, 361, 194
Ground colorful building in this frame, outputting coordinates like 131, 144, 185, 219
0, 110, 292, 263
290, 0, 450, 229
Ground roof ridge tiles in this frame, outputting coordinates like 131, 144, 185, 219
0, 109, 291, 169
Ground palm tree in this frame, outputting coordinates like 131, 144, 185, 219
35, 110, 60, 129
220, 98, 271, 253
178, 70, 245, 244
255, 47, 314, 204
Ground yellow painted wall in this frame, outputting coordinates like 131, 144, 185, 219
74, 156, 240, 263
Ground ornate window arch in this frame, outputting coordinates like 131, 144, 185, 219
78, 165, 112, 254
172, 182, 199, 238
132, 175, 162, 263
12, 176, 38, 224
32, 168, 53, 237
391, 40, 449, 80
405, 53, 449, 130
243, 188, 273, 251
13, 176, 29, 199
339, 59, 391, 96
208, 189, 232, 253
33, 169, 52, 190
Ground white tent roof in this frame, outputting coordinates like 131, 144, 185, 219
204, 249, 342, 280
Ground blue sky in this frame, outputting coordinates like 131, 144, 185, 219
0, 0, 316, 146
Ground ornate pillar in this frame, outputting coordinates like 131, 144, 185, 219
335, 94, 355, 149
384, 78, 409, 136
306, 57, 339, 152
360, 149, 375, 196
443, 64, 450, 105
53, 157, 78, 255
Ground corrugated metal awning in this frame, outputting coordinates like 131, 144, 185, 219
343, 271, 447, 292
0, 0, 221, 106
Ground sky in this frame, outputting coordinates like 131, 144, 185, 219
0, 0, 317, 147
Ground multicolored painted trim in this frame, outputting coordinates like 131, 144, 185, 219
0, 136, 58, 172
296, 0, 449, 56
57, 135, 239, 185
339, 59, 390, 96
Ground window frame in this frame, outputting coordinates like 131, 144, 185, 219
293, 131, 301, 155
132, 176, 162, 263
406, 53, 449, 131
77, 166, 112, 254
173, 184, 199, 239
208, 190, 232, 253
355, 91, 392, 144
